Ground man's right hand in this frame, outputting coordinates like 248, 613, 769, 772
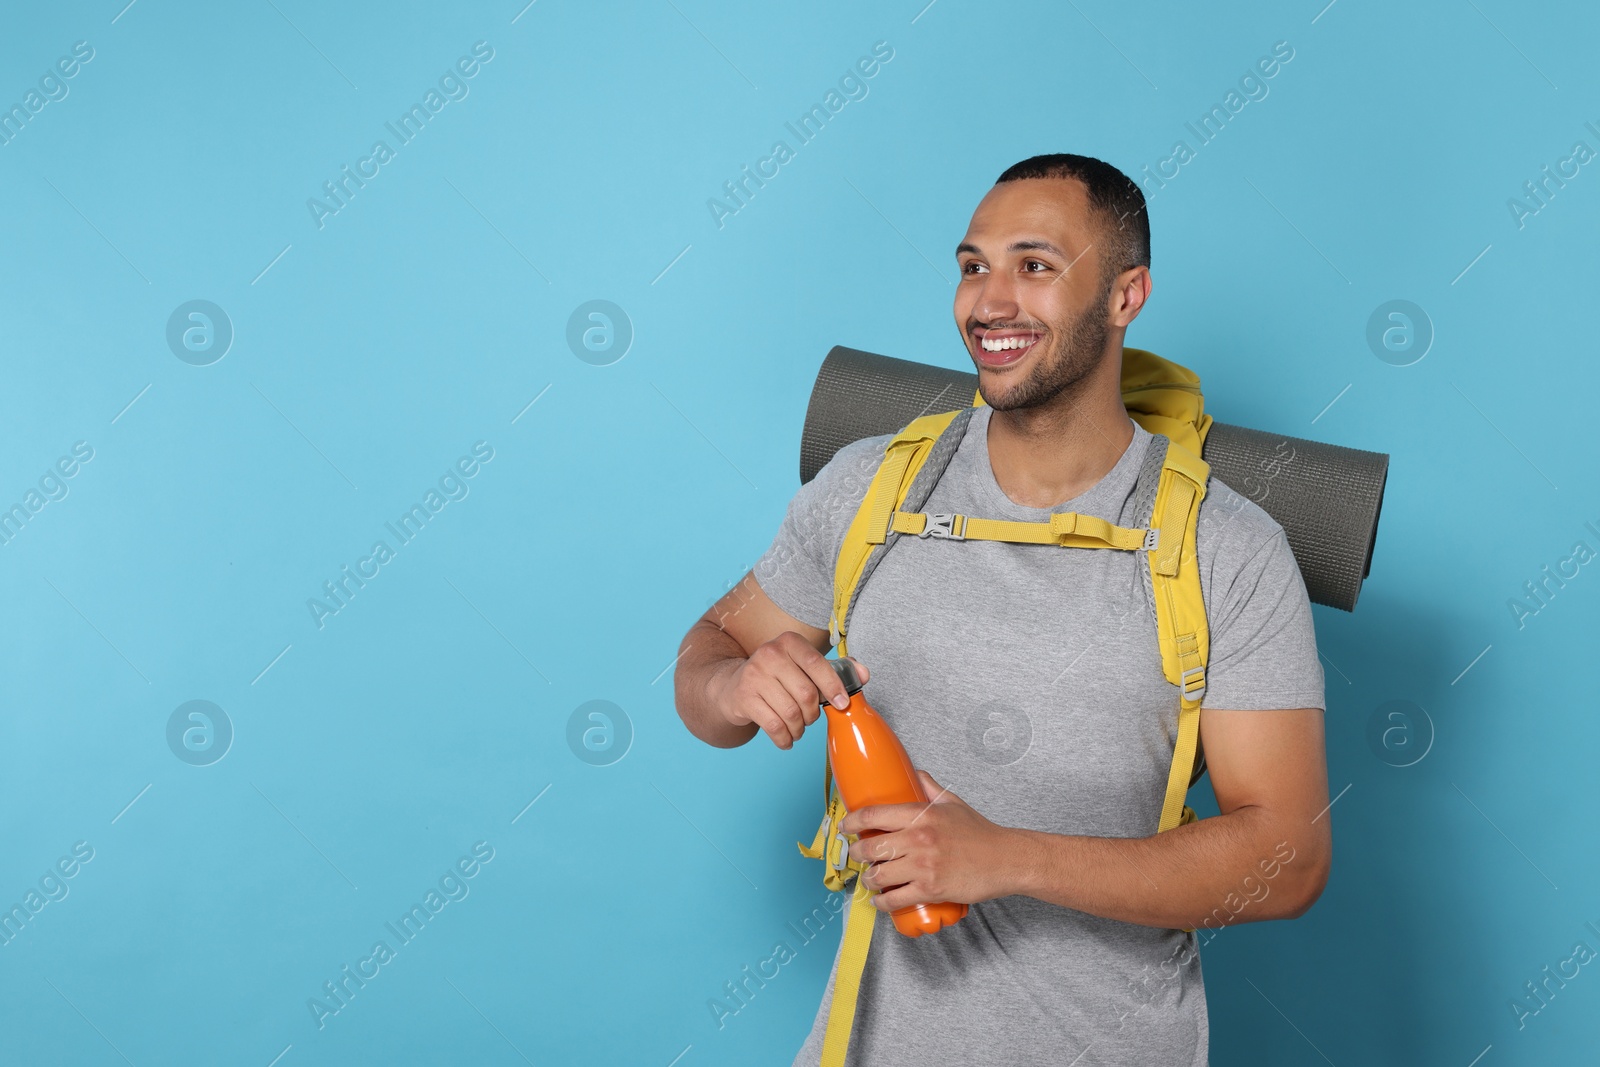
675, 570, 867, 750
708, 633, 868, 750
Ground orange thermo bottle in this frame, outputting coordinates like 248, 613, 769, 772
823, 658, 968, 937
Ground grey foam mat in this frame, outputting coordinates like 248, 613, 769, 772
800, 346, 1388, 612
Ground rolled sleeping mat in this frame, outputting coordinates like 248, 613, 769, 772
800, 346, 1389, 612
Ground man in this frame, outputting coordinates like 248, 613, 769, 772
673, 153, 1330, 1066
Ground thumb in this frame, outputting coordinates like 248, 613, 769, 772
918, 769, 963, 806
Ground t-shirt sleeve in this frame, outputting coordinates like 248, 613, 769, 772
751, 436, 888, 633
1199, 526, 1326, 712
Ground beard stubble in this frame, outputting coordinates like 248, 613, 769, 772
976, 284, 1114, 413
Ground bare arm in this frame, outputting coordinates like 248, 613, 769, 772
1008, 707, 1332, 926
673, 570, 863, 750
844, 706, 1331, 928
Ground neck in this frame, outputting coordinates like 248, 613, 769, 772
984, 350, 1135, 509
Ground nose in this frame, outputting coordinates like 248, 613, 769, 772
967, 270, 1020, 330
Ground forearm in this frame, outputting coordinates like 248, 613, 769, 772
1003, 805, 1328, 930
673, 619, 758, 748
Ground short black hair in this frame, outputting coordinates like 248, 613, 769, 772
994, 153, 1149, 290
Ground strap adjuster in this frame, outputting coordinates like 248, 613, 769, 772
1179, 665, 1205, 703
1143, 527, 1160, 551
831, 830, 850, 870
921, 513, 966, 540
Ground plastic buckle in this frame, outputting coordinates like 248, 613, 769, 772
1179, 666, 1205, 704
831, 830, 850, 871
1143, 527, 1161, 551
921, 513, 966, 540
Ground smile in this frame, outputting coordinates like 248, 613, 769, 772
973, 329, 1041, 366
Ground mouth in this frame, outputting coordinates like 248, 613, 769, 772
971, 327, 1043, 368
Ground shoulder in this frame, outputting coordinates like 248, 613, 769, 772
1188, 472, 1320, 634
1193, 473, 1291, 572
1189, 472, 1324, 708
804, 433, 895, 506
773, 433, 895, 550
752, 433, 896, 621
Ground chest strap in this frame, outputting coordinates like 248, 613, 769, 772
889, 508, 1158, 551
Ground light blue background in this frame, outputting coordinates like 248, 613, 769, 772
1, 1, 1595, 1064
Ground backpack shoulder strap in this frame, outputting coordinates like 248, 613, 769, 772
1148, 436, 1211, 834
799, 405, 970, 1067
798, 403, 973, 883
829, 407, 972, 650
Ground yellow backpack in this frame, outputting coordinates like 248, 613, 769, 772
797, 348, 1213, 1067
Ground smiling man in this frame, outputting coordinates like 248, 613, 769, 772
673, 153, 1331, 1066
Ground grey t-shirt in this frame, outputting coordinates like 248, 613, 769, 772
753, 405, 1324, 1067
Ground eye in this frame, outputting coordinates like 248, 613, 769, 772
960, 261, 988, 275
1022, 259, 1050, 273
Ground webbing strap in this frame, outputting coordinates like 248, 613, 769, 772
830, 411, 967, 644
797, 781, 871, 891
864, 448, 915, 546
1148, 438, 1211, 834
888, 510, 1151, 551
1159, 701, 1203, 835
796, 757, 875, 1065
1152, 478, 1195, 577
820, 880, 878, 1067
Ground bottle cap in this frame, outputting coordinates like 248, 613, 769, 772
830, 657, 865, 697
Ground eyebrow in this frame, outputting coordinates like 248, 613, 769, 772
956, 239, 1070, 259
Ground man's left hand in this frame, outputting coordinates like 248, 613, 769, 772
838, 770, 1020, 911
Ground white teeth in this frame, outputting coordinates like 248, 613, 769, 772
980, 335, 1037, 353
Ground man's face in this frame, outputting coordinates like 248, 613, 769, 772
953, 178, 1118, 412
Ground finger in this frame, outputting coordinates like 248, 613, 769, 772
752, 702, 794, 749
840, 801, 922, 837
755, 677, 807, 746
784, 638, 851, 710
917, 769, 961, 805
768, 653, 826, 727
861, 858, 913, 894
870, 882, 928, 913
747, 690, 799, 749
851, 832, 900, 866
